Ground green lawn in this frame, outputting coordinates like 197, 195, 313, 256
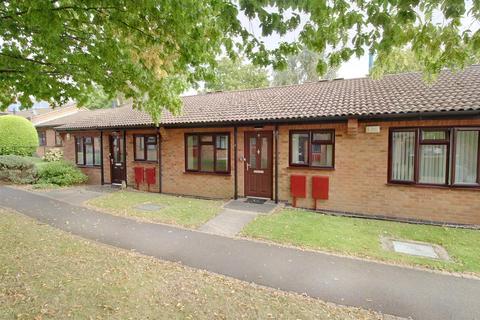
0, 209, 383, 320
242, 209, 480, 275
87, 191, 224, 228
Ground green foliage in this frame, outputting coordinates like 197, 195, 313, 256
370, 48, 424, 78
0, 1, 479, 119
273, 48, 338, 86
37, 161, 87, 186
83, 85, 114, 109
0, 115, 38, 156
0, 155, 37, 184
43, 148, 64, 162
204, 57, 269, 92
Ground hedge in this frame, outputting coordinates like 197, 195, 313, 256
37, 161, 87, 186
0, 155, 37, 184
0, 115, 39, 156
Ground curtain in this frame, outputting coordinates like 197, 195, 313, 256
455, 131, 479, 184
419, 145, 447, 184
391, 131, 415, 181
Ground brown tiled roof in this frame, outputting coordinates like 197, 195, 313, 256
58, 66, 480, 130
35, 109, 91, 128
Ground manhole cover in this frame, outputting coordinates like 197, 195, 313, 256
381, 237, 450, 260
135, 203, 165, 211
392, 240, 438, 259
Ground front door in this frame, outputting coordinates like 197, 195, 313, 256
109, 134, 125, 184
244, 131, 273, 198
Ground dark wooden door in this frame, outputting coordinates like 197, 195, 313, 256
109, 134, 125, 184
244, 131, 273, 198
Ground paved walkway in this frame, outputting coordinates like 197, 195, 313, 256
1, 186, 479, 320
199, 199, 278, 236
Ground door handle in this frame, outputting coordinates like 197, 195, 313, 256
246, 162, 250, 170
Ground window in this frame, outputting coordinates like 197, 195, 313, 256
134, 135, 158, 161
38, 131, 46, 146
185, 133, 230, 173
389, 127, 480, 187
55, 131, 63, 146
289, 130, 334, 168
76, 136, 101, 166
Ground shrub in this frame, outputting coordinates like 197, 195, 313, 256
0, 115, 39, 156
37, 161, 87, 186
43, 148, 64, 162
0, 155, 37, 184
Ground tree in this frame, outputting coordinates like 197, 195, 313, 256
370, 48, 424, 78
273, 49, 338, 86
1, 1, 479, 119
204, 58, 269, 92
0, 115, 38, 156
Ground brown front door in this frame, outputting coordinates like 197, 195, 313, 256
109, 134, 125, 184
244, 131, 273, 198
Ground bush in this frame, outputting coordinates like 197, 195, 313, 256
43, 148, 64, 162
37, 161, 88, 186
0, 115, 39, 156
0, 155, 37, 184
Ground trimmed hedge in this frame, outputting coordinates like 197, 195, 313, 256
0, 155, 37, 184
37, 161, 87, 186
0, 115, 39, 156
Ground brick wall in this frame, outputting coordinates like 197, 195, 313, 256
276, 118, 480, 225
61, 117, 480, 225
36, 128, 64, 158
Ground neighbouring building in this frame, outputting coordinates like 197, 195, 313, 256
55, 66, 480, 226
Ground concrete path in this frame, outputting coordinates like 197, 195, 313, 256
31, 185, 117, 206
1, 186, 479, 320
199, 199, 278, 236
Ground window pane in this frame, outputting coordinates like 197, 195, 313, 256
391, 131, 415, 181
201, 135, 213, 143
422, 130, 447, 140
312, 132, 332, 141
186, 135, 198, 170
85, 138, 94, 166
291, 133, 309, 165
419, 145, 447, 184
94, 137, 101, 166
249, 137, 257, 169
76, 138, 84, 165
112, 136, 123, 163
215, 135, 228, 171
260, 137, 269, 169
55, 132, 62, 146
146, 136, 156, 144
135, 136, 145, 160
146, 144, 157, 161
455, 131, 479, 184
200, 144, 214, 172
38, 132, 46, 146
311, 144, 333, 167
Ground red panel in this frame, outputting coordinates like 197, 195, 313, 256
134, 167, 144, 185
290, 175, 306, 198
145, 167, 156, 185
312, 176, 329, 200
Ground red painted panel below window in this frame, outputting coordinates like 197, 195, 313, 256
312, 176, 329, 200
290, 175, 306, 198
145, 167, 156, 185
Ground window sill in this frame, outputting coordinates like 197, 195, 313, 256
183, 171, 231, 176
76, 165, 101, 169
287, 166, 335, 171
386, 182, 480, 191
133, 160, 158, 164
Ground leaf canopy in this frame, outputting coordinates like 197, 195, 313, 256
1, 0, 479, 119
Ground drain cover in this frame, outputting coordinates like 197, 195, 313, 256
245, 198, 267, 204
392, 240, 439, 259
135, 203, 164, 211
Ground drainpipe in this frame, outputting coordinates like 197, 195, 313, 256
123, 129, 127, 186
274, 124, 279, 204
157, 127, 162, 193
100, 130, 104, 185
234, 125, 238, 200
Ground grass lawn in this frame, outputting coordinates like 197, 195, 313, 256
87, 190, 224, 228
242, 209, 480, 275
0, 209, 384, 320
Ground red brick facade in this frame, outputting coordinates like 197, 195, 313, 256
62, 117, 480, 225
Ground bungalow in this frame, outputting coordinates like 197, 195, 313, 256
56, 67, 480, 226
